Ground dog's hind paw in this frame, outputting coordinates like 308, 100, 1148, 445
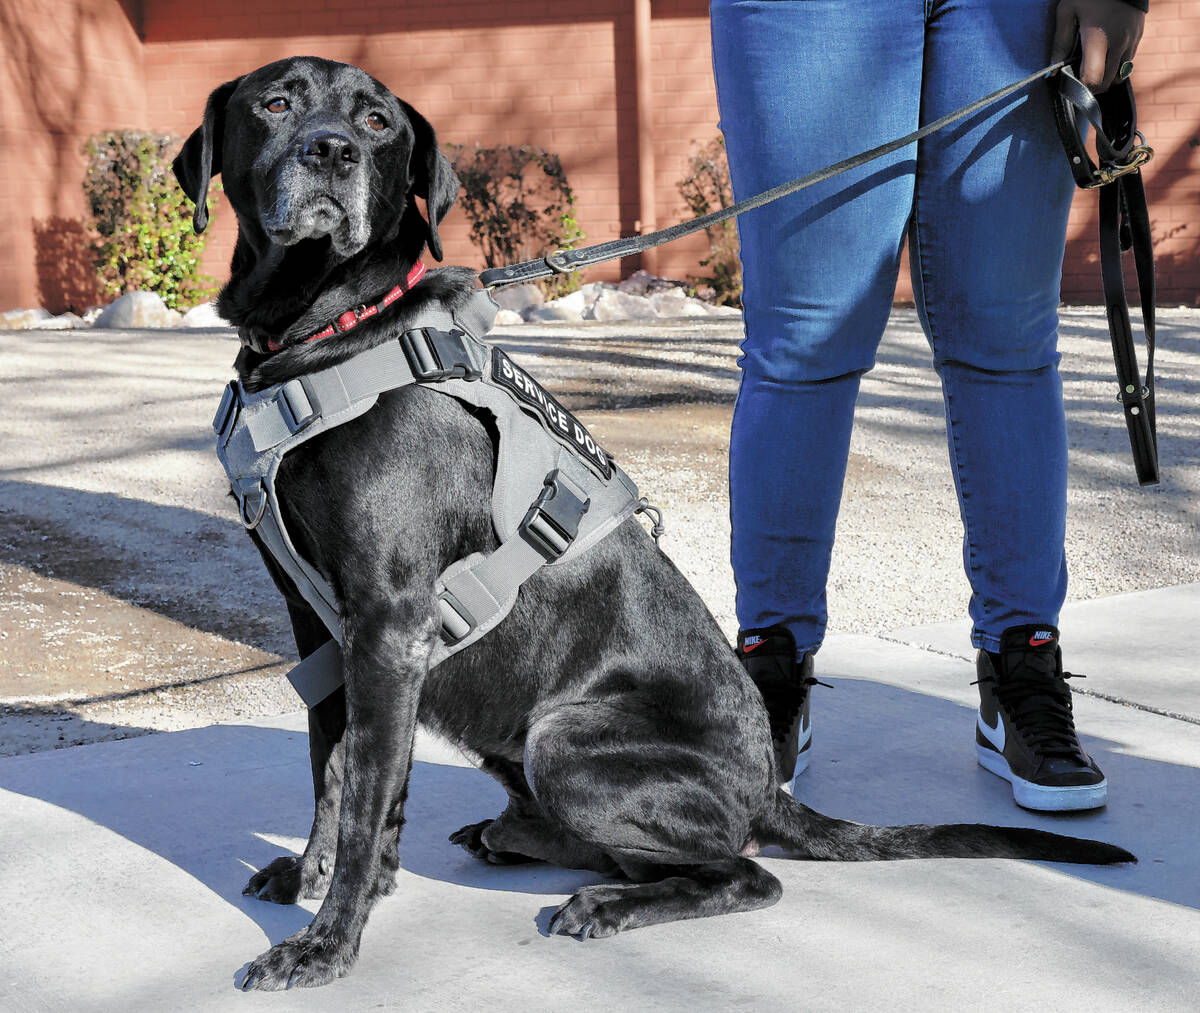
449, 820, 534, 865
240, 926, 356, 991
548, 885, 631, 940
243, 855, 330, 904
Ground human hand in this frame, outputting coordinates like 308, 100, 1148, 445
1051, 0, 1146, 92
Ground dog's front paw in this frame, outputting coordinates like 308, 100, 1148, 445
548, 885, 630, 940
449, 820, 533, 865
240, 925, 356, 990
243, 855, 330, 904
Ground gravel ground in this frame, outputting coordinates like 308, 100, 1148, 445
2, 307, 1196, 755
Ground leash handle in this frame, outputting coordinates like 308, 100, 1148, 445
480, 61, 1067, 290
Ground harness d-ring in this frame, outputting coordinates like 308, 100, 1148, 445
240, 481, 268, 529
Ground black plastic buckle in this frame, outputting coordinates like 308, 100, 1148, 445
401, 327, 483, 382
519, 469, 591, 562
212, 382, 239, 442
278, 378, 316, 434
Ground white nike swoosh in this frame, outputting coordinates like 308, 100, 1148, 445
977, 710, 1005, 752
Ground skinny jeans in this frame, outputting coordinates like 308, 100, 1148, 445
710, 0, 1075, 654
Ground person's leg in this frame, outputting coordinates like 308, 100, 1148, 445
711, 0, 925, 655
913, 0, 1104, 809
912, 0, 1073, 646
711, 0, 925, 783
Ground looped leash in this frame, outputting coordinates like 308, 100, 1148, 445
1054, 65, 1158, 486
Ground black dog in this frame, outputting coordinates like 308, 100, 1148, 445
174, 57, 1132, 991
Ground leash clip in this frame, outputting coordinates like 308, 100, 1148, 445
1084, 142, 1153, 189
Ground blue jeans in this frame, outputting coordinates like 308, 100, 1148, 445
711, 0, 1075, 655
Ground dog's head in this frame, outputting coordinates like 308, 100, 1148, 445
173, 57, 457, 261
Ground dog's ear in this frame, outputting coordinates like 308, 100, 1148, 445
173, 77, 241, 234
398, 100, 458, 261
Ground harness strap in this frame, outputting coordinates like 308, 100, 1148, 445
281, 470, 593, 710
216, 298, 642, 706
241, 326, 487, 453
437, 469, 591, 644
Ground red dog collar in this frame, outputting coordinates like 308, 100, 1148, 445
267, 261, 427, 352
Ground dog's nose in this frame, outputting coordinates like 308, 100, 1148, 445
301, 131, 360, 175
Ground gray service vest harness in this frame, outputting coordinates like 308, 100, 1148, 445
212, 291, 646, 706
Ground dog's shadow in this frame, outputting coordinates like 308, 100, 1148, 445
0, 720, 603, 943
2, 674, 1199, 951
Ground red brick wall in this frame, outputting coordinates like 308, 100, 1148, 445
0, 0, 145, 312
2, 1, 1197, 311
141, 1, 664, 291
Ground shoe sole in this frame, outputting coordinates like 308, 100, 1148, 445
976, 743, 1107, 812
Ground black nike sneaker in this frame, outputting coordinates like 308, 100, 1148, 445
975, 624, 1106, 811
737, 625, 818, 784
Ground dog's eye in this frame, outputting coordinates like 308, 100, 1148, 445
366, 112, 388, 131
265, 97, 289, 113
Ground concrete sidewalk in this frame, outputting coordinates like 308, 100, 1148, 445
3, 584, 1199, 1011
1, 307, 1197, 1008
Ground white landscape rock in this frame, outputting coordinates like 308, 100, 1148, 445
494, 308, 525, 326
181, 302, 232, 329
616, 269, 657, 296
585, 289, 660, 322
491, 284, 544, 315
705, 302, 743, 318
93, 291, 182, 329
32, 312, 86, 330
524, 288, 589, 322
0, 308, 52, 330
649, 288, 711, 318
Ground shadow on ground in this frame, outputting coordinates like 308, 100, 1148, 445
1, 675, 1196, 959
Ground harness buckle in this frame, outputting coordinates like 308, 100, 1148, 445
1083, 143, 1153, 189
519, 469, 591, 562
278, 378, 317, 433
401, 327, 484, 382
212, 382, 239, 443
436, 590, 475, 645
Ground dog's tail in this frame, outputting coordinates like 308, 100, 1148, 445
753, 791, 1135, 865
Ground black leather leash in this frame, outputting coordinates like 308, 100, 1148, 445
480, 62, 1067, 290
1054, 65, 1158, 486
480, 59, 1159, 484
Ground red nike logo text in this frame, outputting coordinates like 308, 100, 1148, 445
1029, 636, 1055, 646
743, 640, 767, 653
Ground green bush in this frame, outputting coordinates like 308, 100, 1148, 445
677, 136, 741, 307
82, 130, 219, 310
444, 143, 585, 298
